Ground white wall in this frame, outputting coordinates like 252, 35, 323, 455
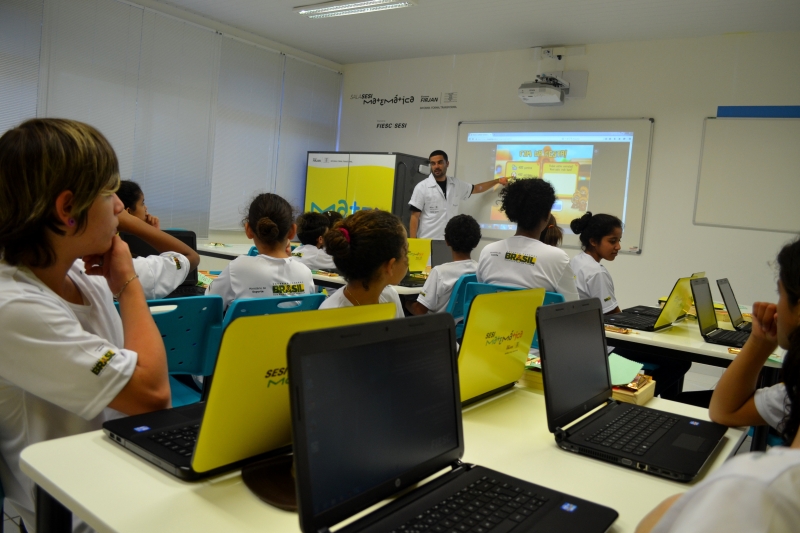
338, 31, 800, 309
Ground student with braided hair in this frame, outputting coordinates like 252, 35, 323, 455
319, 209, 408, 318
207, 193, 314, 309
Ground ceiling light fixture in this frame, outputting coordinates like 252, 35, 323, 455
294, 0, 416, 19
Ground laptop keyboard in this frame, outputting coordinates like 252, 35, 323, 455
147, 424, 200, 457
709, 328, 750, 345
624, 306, 661, 317
392, 475, 550, 533
586, 408, 678, 456
604, 314, 656, 329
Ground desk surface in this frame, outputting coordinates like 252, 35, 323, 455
312, 273, 423, 296
198, 243, 253, 258
21, 387, 742, 533
605, 316, 783, 369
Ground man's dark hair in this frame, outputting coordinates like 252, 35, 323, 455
296, 212, 331, 245
445, 215, 481, 254
499, 178, 555, 231
429, 150, 448, 162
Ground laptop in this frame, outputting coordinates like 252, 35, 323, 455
399, 237, 432, 287
691, 278, 751, 348
287, 314, 619, 533
102, 304, 396, 480
458, 288, 544, 405
604, 276, 694, 331
430, 239, 452, 268
538, 298, 727, 482
119, 229, 205, 297
716, 278, 752, 332
619, 271, 705, 318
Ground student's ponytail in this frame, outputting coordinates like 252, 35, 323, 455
244, 193, 294, 246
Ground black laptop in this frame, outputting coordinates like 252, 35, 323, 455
691, 278, 751, 348
604, 276, 694, 332
716, 278, 752, 332
431, 239, 452, 268
538, 298, 727, 482
287, 314, 618, 533
120, 229, 204, 297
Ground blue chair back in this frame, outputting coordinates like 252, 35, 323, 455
222, 294, 326, 330
247, 246, 259, 256
531, 291, 566, 348
460, 282, 521, 339
445, 273, 477, 338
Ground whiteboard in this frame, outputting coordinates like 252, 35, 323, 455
454, 119, 654, 254
694, 118, 800, 233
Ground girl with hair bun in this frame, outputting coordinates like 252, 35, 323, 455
319, 209, 408, 318
568, 212, 623, 314
637, 238, 800, 533
207, 193, 314, 309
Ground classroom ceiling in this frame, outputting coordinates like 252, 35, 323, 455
156, 0, 800, 64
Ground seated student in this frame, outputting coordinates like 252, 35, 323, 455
320, 209, 408, 318
539, 214, 563, 247
636, 239, 800, 533
116, 180, 200, 299
0, 118, 169, 530
406, 214, 480, 315
568, 212, 622, 314
207, 193, 314, 309
324, 210, 343, 227
292, 212, 337, 270
476, 178, 578, 300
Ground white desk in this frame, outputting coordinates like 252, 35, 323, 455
312, 273, 423, 296
21, 387, 742, 533
197, 243, 253, 260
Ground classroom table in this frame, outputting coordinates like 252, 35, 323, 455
22, 386, 744, 533
312, 273, 424, 296
197, 243, 254, 260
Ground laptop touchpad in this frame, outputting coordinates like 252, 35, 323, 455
672, 433, 705, 452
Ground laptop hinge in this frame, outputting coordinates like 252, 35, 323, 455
554, 427, 568, 443
451, 459, 475, 471
317, 528, 331, 533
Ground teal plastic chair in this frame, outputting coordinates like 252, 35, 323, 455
132, 296, 224, 407
247, 246, 259, 256
531, 291, 566, 348
222, 294, 326, 330
445, 273, 477, 338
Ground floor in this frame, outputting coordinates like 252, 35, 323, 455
3, 508, 23, 533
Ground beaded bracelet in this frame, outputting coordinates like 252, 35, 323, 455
114, 274, 139, 299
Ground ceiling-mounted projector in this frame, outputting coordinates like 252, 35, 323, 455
518, 74, 569, 106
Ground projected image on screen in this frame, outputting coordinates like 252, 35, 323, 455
492, 144, 594, 226
454, 121, 653, 253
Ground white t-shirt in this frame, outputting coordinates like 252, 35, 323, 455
755, 383, 789, 431
569, 251, 618, 313
319, 285, 405, 318
133, 252, 189, 300
0, 260, 137, 530
291, 244, 337, 271
207, 254, 315, 309
651, 446, 800, 533
477, 236, 578, 301
408, 175, 473, 239
417, 260, 477, 313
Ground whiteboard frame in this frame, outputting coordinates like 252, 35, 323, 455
454, 118, 654, 255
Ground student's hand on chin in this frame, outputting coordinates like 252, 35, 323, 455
145, 213, 160, 230
83, 235, 136, 294
751, 301, 778, 346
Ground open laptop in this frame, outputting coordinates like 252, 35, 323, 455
430, 239, 451, 268
691, 278, 751, 348
604, 276, 694, 331
102, 304, 396, 480
618, 271, 705, 318
458, 288, 544, 405
716, 278, 752, 332
538, 298, 727, 482
287, 314, 619, 533
399, 237, 432, 287
119, 229, 204, 297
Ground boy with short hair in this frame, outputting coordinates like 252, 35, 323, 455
406, 214, 481, 315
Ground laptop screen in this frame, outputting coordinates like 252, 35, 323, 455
538, 300, 611, 431
297, 326, 459, 517
691, 278, 719, 335
717, 279, 744, 326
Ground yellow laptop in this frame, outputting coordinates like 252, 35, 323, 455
399, 238, 432, 287
103, 304, 396, 480
458, 289, 545, 404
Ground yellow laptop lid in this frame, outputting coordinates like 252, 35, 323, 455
654, 277, 694, 329
192, 303, 396, 473
458, 288, 545, 403
407, 238, 432, 272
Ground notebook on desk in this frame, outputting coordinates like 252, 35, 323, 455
287, 314, 618, 533
691, 278, 751, 348
538, 298, 727, 482
102, 305, 396, 480
604, 276, 694, 331
399, 237, 432, 287
458, 288, 544, 405
716, 278, 752, 332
